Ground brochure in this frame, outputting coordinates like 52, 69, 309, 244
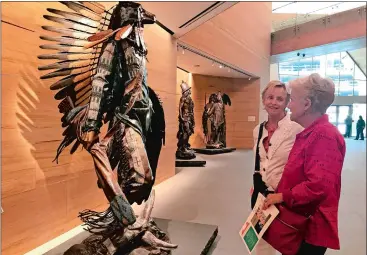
239, 193, 279, 254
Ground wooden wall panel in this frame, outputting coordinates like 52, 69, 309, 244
1, 2, 177, 254
177, 73, 260, 149
179, 2, 271, 123
271, 7, 367, 55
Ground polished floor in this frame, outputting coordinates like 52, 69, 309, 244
149, 139, 366, 255
27, 139, 366, 254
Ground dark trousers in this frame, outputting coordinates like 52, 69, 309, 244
294, 241, 327, 255
344, 124, 352, 138
355, 128, 365, 140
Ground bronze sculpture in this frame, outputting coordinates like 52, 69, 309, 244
39, 2, 177, 254
176, 81, 196, 160
202, 92, 231, 149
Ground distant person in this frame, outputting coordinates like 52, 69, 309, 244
355, 115, 365, 140
344, 115, 353, 138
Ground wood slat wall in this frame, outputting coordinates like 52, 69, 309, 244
176, 69, 259, 149
1, 2, 177, 254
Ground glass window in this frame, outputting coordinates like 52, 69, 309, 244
312, 55, 326, 76
326, 52, 341, 73
326, 106, 337, 123
279, 60, 299, 75
277, 48, 365, 97
353, 79, 366, 96
339, 79, 354, 96
354, 65, 366, 80
338, 106, 350, 123
298, 57, 314, 77
337, 124, 346, 135
279, 74, 299, 84
354, 65, 366, 96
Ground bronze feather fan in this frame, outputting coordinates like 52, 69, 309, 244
38, 1, 116, 109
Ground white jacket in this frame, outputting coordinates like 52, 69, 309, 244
253, 114, 304, 191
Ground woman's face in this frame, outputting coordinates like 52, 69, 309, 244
288, 87, 309, 123
263, 87, 288, 117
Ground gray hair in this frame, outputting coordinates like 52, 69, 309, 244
289, 73, 335, 114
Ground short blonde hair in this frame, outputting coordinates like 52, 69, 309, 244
262, 80, 290, 104
289, 73, 335, 114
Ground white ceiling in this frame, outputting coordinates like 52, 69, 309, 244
140, 1, 237, 38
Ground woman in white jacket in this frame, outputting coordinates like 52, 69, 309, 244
253, 81, 303, 255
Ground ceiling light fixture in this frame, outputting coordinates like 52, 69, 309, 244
177, 42, 257, 78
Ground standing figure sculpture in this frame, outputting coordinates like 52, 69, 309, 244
39, 2, 177, 254
202, 92, 231, 149
176, 81, 196, 159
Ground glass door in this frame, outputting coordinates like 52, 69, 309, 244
326, 105, 352, 136
337, 106, 350, 135
352, 104, 367, 137
326, 106, 337, 125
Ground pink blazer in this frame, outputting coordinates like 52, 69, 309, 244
277, 115, 346, 249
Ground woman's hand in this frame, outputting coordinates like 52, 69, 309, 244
263, 193, 283, 210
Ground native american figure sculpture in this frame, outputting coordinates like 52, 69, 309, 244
176, 81, 195, 160
202, 92, 231, 149
39, 2, 177, 254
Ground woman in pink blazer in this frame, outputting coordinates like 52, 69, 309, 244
264, 74, 346, 255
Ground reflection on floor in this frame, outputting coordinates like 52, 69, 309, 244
26, 139, 366, 254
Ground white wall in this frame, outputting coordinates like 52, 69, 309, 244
270, 63, 280, 81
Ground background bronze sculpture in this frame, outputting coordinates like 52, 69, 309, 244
176, 81, 196, 160
202, 92, 231, 149
39, 2, 177, 254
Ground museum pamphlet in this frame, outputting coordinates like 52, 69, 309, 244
239, 193, 279, 254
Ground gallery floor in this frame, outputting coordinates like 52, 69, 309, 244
150, 139, 366, 255
27, 139, 366, 255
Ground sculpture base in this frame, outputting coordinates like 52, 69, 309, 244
44, 218, 218, 255
175, 155, 206, 167
175, 150, 196, 160
194, 147, 236, 155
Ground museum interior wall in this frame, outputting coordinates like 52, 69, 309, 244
1, 2, 177, 254
176, 68, 260, 149
178, 2, 272, 122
